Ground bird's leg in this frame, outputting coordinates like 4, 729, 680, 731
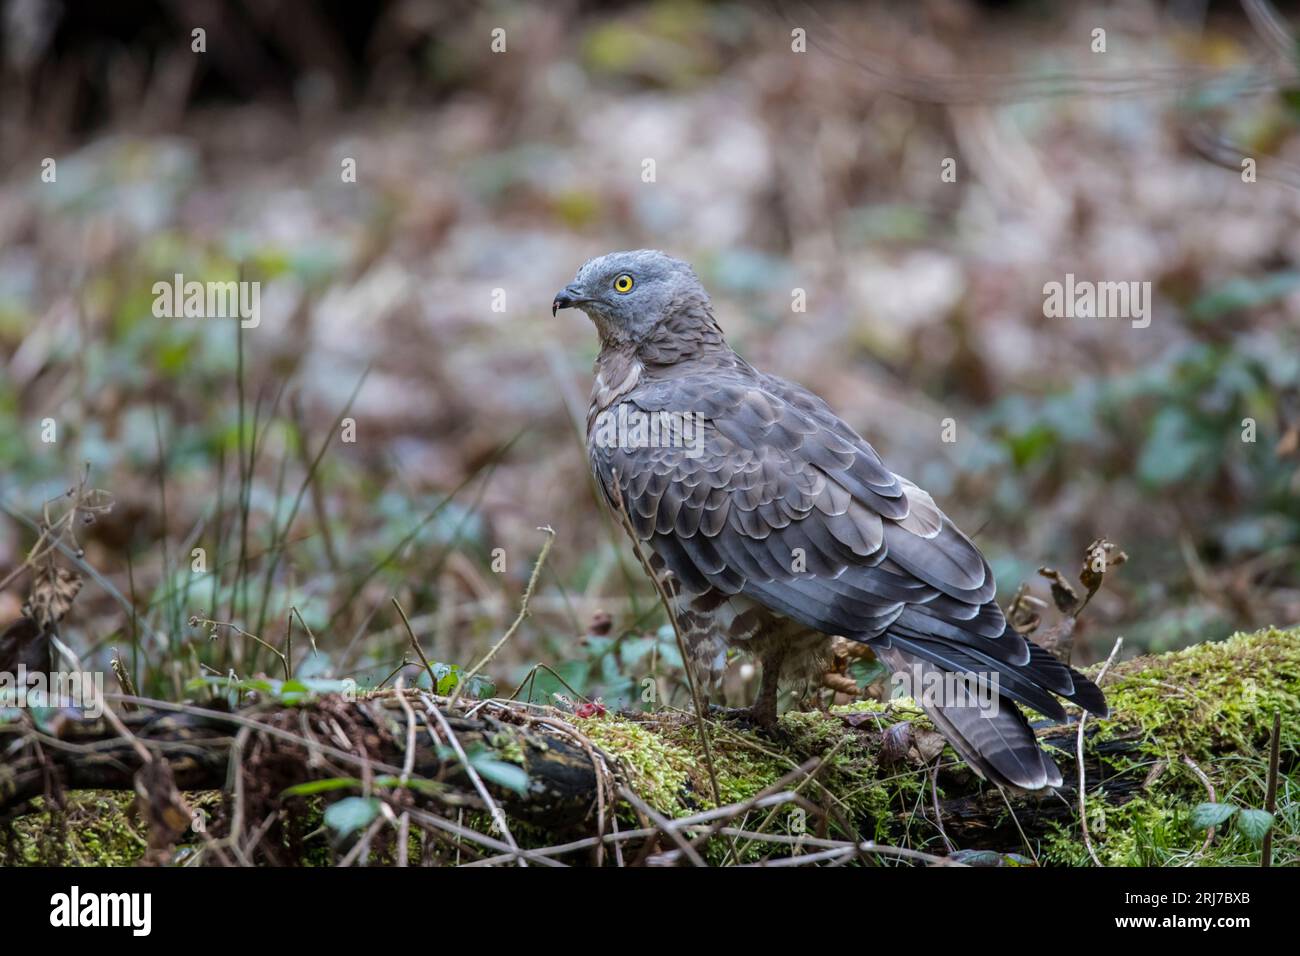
749, 643, 787, 729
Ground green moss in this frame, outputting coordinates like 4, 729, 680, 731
584, 628, 1298, 866
579, 706, 929, 862
579, 715, 706, 814
1044, 793, 1187, 867
1091, 626, 1299, 763
2, 792, 147, 866
488, 730, 527, 767
1040, 627, 1300, 866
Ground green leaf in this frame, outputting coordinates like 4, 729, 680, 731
434, 744, 529, 794
429, 661, 463, 695
1138, 408, 1213, 487
323, 797, 381, 838
284, 776, 444, 799
1191, 802, 1238, 829
187, 674, 356, 705
849, 658, 888, 688
282, 777, 365, 797
1190, 271, 1300, 322
949, 849, 1033, 867
470, 756, 529, 795
1236, 808, 1275, 843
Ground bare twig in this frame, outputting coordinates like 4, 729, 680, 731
392, 598, 437, 690
420, 694, 526, 866
1181, 755, 1219, 860
393, 680, 420, 868
618, 785, 708, 867
448, 526, 556, 711
744, 839, 960, 867
930, 757, 955, 854
189, 615, 290, 680
1261, 711, 1281, 868
1079, 636, 1123, 866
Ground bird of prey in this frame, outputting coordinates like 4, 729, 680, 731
553, 249, 1107, 791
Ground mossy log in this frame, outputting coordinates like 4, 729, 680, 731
0, 700, 601, 827
1, 627, 1296, 865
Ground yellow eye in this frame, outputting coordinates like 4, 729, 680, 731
613, 274, 634, 293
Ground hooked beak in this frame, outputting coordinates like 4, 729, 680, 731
552, 283, 587, 316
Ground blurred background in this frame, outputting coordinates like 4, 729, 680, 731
1, 0, 1298, 710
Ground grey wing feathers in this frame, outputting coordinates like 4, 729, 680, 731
593, 366, 1107, 790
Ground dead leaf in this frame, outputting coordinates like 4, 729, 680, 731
830, 635, 877, 661
913, 728, 948, 762
25, 565, 83, 630
1006, 583, 1046, 634
880, 720, 947, 765
134, 760, 193, 864
881, 721, 914, 764
1037, 566, 1081, 614
1079, 538, 1127, 597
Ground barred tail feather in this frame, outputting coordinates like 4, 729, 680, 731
875, 646, 1064, 791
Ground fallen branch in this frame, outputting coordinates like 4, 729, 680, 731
1, 627, 1295, 865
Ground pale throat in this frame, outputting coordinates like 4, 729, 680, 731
588, 349, 643, 417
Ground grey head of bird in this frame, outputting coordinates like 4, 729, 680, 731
552, 249, 711, 347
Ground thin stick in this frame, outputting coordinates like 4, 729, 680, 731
711, 755, 827, 862
189, 615, 289, 679
995, 783, 1039, 865
404, 806, 564, 867
1182, 755, 1218, 859
930, 757, 955, 853
1261, 711, 1281, 868
744, 840, 960, 867
392, 598, 437, 690
524, 712, 612, 866
338, 817, 386, 868
460, 791, 809, 864
393, 682, 419, 869
106, 694, 407, 779
448, 526, 555, 710
420, 694, 526, 866
110, 650, 139, 712
1078, 635, 1123, 866
51, 635, 152, 766
618, 785, 707, 867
